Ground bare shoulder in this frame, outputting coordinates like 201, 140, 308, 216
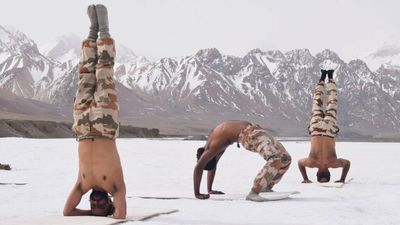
299, 158, 317, 168
329, 158, 350, 168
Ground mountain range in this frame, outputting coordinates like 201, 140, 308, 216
1, 25, 399, 138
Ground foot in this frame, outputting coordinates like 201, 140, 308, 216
319, 69, 327, 82
195, 193, 210, 199
327, 69, 334, 80
208, 190, 225, 195
96, 4, 110, 38
260, 188, 274, 193
246, 191, 267, 202
87, 5, 98, 40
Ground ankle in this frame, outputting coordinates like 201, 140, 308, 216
99, 31, 111, 39
96, 4, 110, 38
87, 5, 98, 40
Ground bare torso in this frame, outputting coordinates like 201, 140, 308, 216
78, 139, 124, 194
205, 121, 252, 152
309, 136, 337, 169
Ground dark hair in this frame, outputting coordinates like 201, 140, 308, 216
317, 169, 331, 182
90, 190, 109, 201
196, 147, 217, 171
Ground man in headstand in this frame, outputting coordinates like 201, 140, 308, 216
194, 121, 292, 202
298, 64, 350, 183
63, 4, 126, 219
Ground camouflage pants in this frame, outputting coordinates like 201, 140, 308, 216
238, 125, 291, 192
309, 81, 339, 138
72, 38, 119, 141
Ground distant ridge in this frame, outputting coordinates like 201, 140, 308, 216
0, 119, 160, 138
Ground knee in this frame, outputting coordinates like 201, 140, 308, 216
274, 142, 291, 168
281, 153, 292, 167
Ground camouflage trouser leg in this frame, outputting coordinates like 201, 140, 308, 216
91, 38, 119, 140
72, 39, 97, 139
325, 81, 338, 132
238, 125, 292, 192
309, 81, 339, 137
72, 38, 119, 140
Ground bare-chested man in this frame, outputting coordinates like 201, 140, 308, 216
194, 121, 291, 202
298, 64, 350, 183
63, 5, 126, 219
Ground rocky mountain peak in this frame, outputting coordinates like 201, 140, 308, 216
265, 50, 285, 60
348, 59, 371, 72
41, 33, 81, 61
0, 25, 38, 55
247, 48, 264, 55
317, 49, 341, 61
195, 48, 222, 61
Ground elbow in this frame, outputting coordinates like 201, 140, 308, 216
194, 163, 204, 173
63, 209, 72, 217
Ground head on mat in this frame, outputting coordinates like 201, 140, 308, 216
316, 169, 331, 183
89, 190, 114, 216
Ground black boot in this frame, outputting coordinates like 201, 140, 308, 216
320, 70, 327, 82
327, 70, 334, 80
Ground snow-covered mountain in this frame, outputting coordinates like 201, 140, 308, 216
0, 25, 68, 102
39, 33, 81, 71
113, 46, 400, 137
1, 26, 399, 137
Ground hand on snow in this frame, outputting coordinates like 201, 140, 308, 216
334, 180, 344, 183
195, 193, 210, 199
302, 179, 312, 183
208, 190, 225, 195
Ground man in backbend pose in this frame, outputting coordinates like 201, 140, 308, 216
298, 64, 350, 183
194, 121, 292, 202
63, 4, 126, 219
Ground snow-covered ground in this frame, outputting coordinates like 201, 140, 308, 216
0, 138, 399, 225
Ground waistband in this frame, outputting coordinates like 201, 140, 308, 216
311, 134, 334, 138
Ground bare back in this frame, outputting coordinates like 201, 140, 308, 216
309, 136, 337, 168
78, 139, 124, 194
205, 121, 251, 152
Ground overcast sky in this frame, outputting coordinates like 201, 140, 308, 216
1, 0, 399, 61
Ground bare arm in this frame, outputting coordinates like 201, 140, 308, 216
207, 169, 217, 193
331, 158, 351, 182
193, 145, 220, 199
207, 151, 225, 194
63, 181, 91, 216
298, 158, 313, 183
112, 182, 127, 219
